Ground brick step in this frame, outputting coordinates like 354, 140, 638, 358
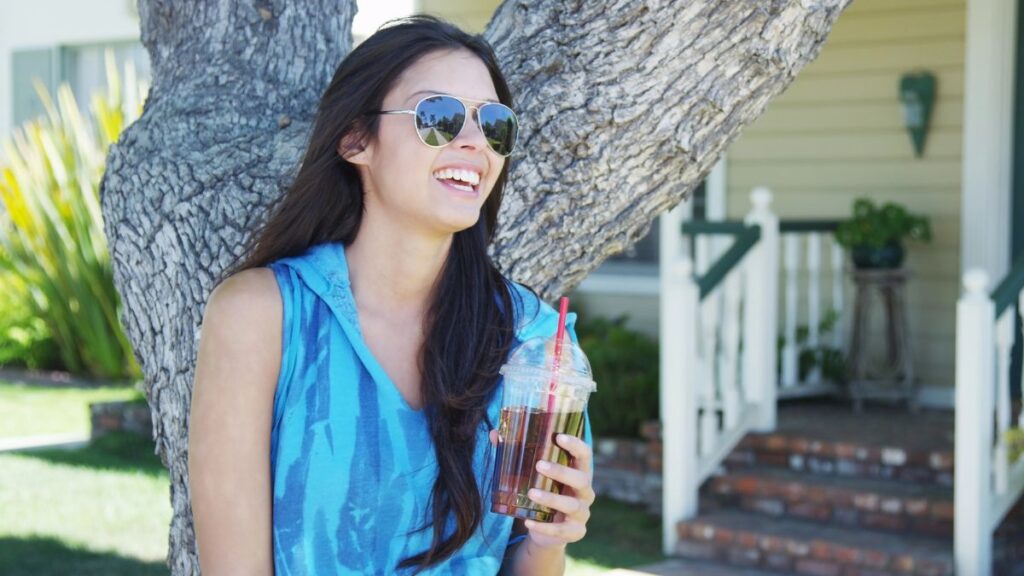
607, 557, 784, 575
702, 467, 953, 538
724, 431, 954, 487
676, 510, 953, 576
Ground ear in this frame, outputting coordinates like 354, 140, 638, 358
338, 132, 371, 165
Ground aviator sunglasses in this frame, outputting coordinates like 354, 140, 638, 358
370, 94, 519, 157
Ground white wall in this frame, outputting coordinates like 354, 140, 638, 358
353, 0, 416, 43
0, 0, 423, 146
0, 0, 140, 142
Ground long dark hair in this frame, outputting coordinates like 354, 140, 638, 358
223, 15, 519, 573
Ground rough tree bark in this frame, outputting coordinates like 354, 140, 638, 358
100, 0, 850, 572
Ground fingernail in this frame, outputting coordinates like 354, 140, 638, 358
558, 434, 571, 443
528, 489, 541, 499
537, 460, 550, 471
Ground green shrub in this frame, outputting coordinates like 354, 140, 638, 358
0, 269, 59, 369
576, 315, 659, 439
0, 53, 146, 379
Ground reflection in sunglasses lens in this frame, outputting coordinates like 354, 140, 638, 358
414, 96, 519, 156
478, 104, 518, 157
415, 96, 465, 147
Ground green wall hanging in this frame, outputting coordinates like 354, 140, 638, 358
899, 71, 936, 158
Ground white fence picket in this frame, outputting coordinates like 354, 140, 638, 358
781, 234, 799, 388
831, 241, 845, 351
806, 232, 822, 384
995, 311, 1013, 494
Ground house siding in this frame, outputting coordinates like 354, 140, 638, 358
415, 0, 966, 392
727, 0, 966, 390
417, 0, 498, 33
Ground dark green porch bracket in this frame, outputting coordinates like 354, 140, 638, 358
680, 221, 762, 301
991, 252, 1024, 318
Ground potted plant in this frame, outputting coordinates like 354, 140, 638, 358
834, 198, 932, 269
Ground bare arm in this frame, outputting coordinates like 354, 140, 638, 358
188, 268, 282, 576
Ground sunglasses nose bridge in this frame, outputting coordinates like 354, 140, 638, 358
452, 104, 488, 147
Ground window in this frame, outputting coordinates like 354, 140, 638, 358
12, 40, 150, 128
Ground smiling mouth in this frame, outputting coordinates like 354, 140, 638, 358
431, 167, 482, 195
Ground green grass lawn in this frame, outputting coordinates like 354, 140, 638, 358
566, 498, 665, 574
0, 433, 171, 575
0, 381, 663, 574
0, 381, 144, 439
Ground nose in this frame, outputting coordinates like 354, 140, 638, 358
454, 107, 488, 151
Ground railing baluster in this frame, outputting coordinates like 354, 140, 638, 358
781, 234, 800, 388
831, 240, 844, 351
695, 234, 718, 457
700, 290, 720, 457
1019, 292, 1024, 431
807, 232, 822, 384
995, 311, 1013, 494
720, 270, 742, 429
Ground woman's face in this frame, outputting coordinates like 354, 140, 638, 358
344, 49, 506, 240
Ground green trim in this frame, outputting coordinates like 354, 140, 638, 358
697, 226, 762, 300
779, 220, 842, 233
681, 221, 749, 235
993, 255, 1024, 317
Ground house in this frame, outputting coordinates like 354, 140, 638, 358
3, 0, 1021, 574
424, 1, 1024, 574
0, 0, 146, 155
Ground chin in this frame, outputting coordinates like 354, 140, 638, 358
437, 212, 484, 236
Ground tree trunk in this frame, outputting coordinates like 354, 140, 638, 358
101, 0, 850, 572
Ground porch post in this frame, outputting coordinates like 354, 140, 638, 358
744, 187, 779, 432
659, 253, 699, 556
961, 0, 1017, 280
954, 269, 995, 576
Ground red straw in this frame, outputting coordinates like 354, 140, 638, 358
547, 296, 570, 412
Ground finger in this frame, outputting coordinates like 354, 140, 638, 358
555, 434, 593, 474
528, 488, 589, 520
524, 518, 586, 542
536, 459, 589, 492
489, 429, 498, 447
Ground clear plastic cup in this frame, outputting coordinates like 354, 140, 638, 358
489, 334, 596, 522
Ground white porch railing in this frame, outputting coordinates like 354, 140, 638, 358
777, 222, 847, 398
955, 267, 1024, 576
659, 187, 779, 554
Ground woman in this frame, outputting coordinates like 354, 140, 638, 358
188, 15, 594, 575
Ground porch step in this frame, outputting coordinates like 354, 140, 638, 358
607, 557, 783, 575
702, 467, 953, 538
725, 429, 954, 487
676, 510, 953, 576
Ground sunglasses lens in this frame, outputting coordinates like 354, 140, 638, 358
414, 96, 466, 147
478, 104, 518, 156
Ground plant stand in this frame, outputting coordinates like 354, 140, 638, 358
847, 268, 917, 412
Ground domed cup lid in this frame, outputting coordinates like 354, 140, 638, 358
499, 334, 596, 394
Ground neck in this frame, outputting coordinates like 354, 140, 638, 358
345, 217, 452, 321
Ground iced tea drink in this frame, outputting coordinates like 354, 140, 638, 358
490, 332, 595, 522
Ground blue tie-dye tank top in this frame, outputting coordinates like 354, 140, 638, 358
267, 241, 592, 575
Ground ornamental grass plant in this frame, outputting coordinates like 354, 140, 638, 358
0, 52, 147, 379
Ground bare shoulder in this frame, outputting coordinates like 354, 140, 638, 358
196, 267, 283, 395
206, 267, 282, 323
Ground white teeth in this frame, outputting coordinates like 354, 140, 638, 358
432, 168, 481, 186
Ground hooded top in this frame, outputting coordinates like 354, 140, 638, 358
267, 241, 592, 575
